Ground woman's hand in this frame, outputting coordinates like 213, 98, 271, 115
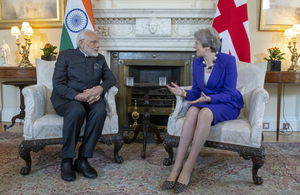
187, 92, 211, 105
166, 82, 185, 96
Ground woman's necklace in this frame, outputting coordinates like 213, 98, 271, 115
203, 52, 218, 70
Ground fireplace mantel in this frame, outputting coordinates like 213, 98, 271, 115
93, 8, 215, 53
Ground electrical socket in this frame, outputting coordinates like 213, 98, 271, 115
283, 123, 290, 129
263, 123, 269, 129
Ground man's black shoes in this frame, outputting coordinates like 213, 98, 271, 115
61, 161, 76, 181
74, 159, 98, 179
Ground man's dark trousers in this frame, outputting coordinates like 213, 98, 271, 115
54, 98, 106, 158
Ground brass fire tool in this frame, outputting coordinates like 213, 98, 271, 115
130, 100, 140, 129
169, 101, 175, 116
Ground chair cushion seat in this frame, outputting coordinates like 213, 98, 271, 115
25, 114, 117, 140
25, 114, 82, 140
171, 117, 259, 148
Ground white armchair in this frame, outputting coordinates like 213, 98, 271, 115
163, 61, 269, 185
19, 59, 123, 175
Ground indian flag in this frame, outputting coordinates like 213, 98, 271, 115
60, 0, 95, 51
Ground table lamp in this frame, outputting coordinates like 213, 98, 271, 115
10, 22, 33, 67
284, 24, 300, 72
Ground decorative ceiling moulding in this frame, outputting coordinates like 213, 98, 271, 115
93, 9, 215, 51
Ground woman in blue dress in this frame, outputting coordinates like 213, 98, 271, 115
162, 27, 244, 194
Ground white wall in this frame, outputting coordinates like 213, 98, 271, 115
0, 28, 62, 121
247, 0, 300, 132
0, 0, 299, 132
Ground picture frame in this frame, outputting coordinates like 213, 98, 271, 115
0, 0, 66, 29
259, 0, 300, 31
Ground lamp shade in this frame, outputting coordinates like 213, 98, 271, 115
292, 24, 300, 34
284, 28, 294, 38
21, 22, 30, 31
24, 26, 33, 36
11, 26, 21, 36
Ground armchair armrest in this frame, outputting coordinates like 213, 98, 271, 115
171, 86, 192, 119
248, 87, 269, 144
167, 86, 191, 135
104, 86, 118, 117
22, 84, 47, 138
104, 86, 119, 133
22, 84, 47, 120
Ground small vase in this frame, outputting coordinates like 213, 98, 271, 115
267, 61, 281, 72
41, 56, 56, 61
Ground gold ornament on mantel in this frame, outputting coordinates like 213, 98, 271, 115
11, 22, 33, 67
284, 25, 300, 72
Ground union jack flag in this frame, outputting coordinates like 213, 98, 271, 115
212, 0, 251, 63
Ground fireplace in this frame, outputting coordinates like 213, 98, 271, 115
93, 8, 214, 134
110, 51, 196, 128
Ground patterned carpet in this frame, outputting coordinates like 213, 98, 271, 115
0, 132, 299, 195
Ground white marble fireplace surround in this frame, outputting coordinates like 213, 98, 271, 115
92, 8, 216, 64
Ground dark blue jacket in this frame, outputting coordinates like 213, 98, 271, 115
51, 48, 116, 108
186, 52, 244, 109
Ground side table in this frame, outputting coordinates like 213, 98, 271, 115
0, 67, 36, 130
2, 81, 36, 130
124, 83, 164, 159
265, 71, 300, 141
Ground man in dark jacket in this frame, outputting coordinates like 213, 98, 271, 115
51, 29, 116, 182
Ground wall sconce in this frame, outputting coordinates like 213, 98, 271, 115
10, 22, 33, 67
284, 24, 300, 72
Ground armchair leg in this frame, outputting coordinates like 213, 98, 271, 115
113, 134, 124, 164
251, 146, 265, 185
239, 145, 265, 185
162, 133, 180, 166
19, 141, 33, 175
19, 139, 62, 175
99, 133, 124, 164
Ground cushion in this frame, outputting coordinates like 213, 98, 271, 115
236, 61, 267, 119
236, 86, 245, 118
171, 117, 259, 148
35, 59, 56, 114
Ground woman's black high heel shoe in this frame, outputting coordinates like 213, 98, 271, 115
161, 167, 183, 190
161, 180, 176, 190
174, 172, 191, 194
174, 181, 189, 194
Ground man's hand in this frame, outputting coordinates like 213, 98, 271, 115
76, 86, 103, 104
84, 86, 103, 104
187, 92, 211, 105
76, 93, 88, 102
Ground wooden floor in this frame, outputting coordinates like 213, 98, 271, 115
0, 121, 299, 143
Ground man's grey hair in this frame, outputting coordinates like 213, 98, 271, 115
76, 29, 97, 47
194, 27, 221, 53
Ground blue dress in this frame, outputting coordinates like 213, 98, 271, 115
186, 52, 244, 125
